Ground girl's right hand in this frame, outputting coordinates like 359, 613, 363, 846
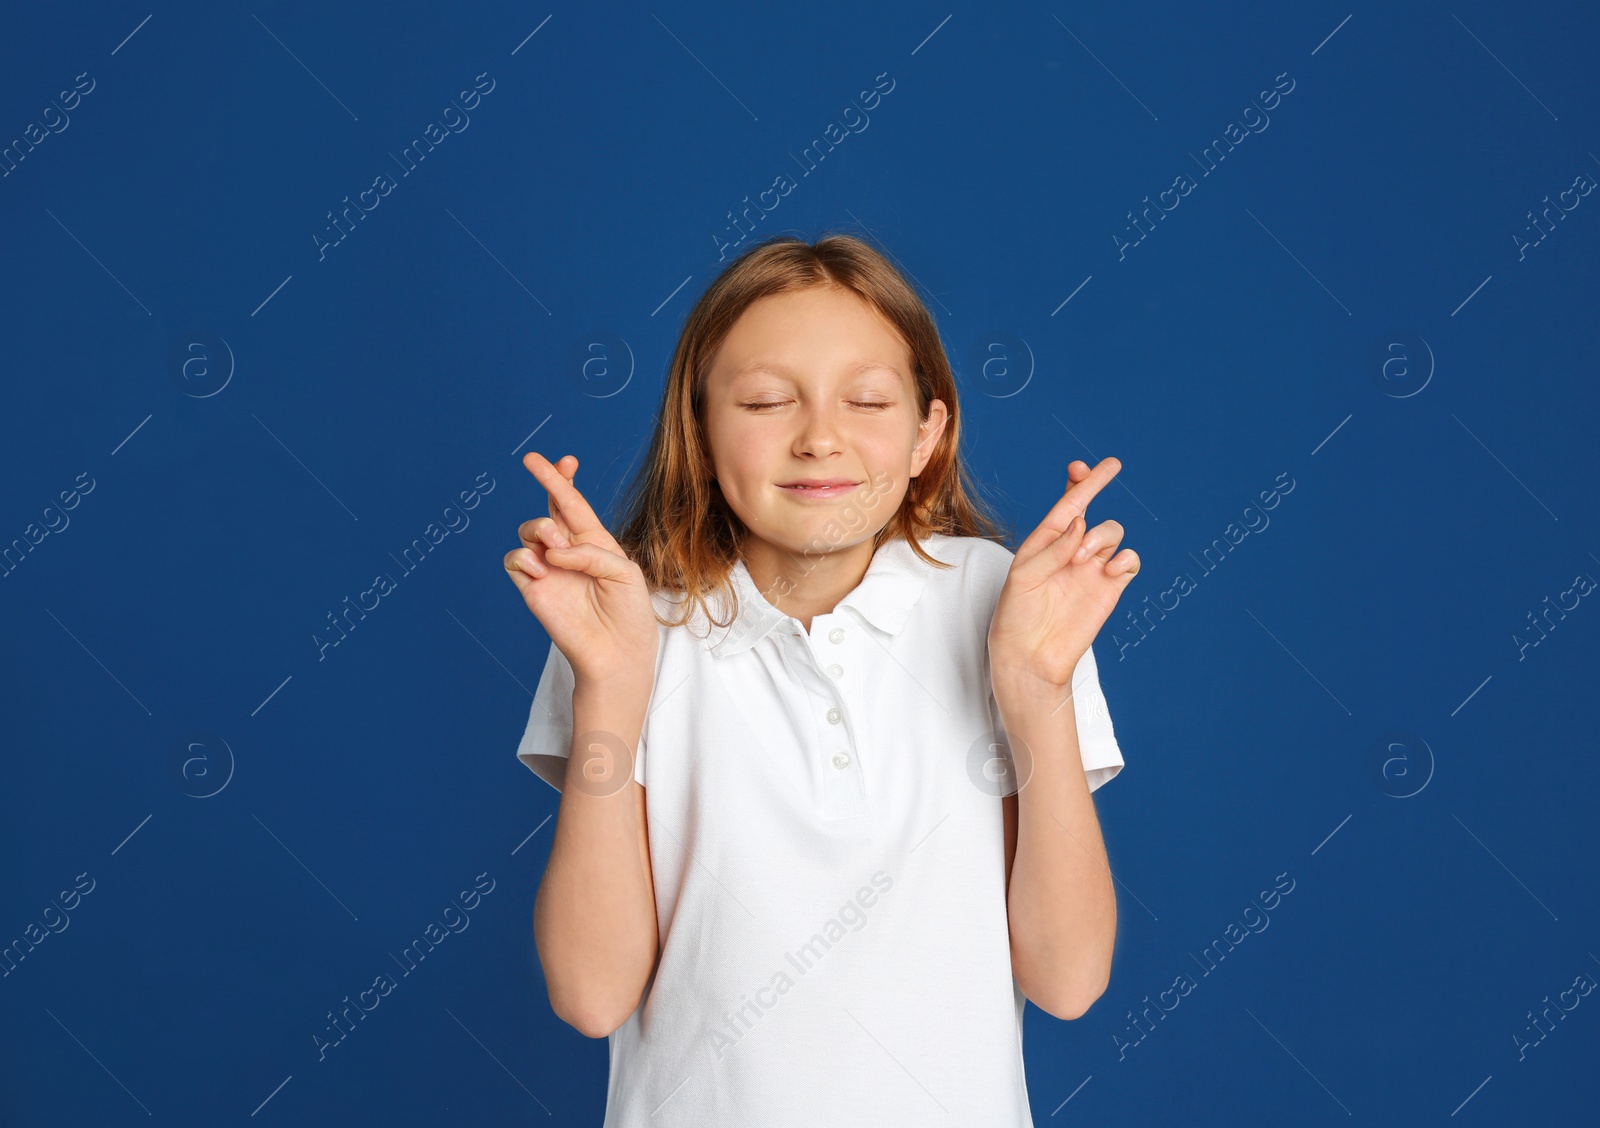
504, 451, 659, 688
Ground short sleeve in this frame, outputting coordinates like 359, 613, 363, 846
987, 642, 1125, 794
1068, 644, 1124, 792
514, 640, 648, 792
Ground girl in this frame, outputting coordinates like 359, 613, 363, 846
503, 233, 1139, 1126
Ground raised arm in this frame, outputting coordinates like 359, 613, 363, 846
505, 451, 661, 1037
988, 457, 1140, 1019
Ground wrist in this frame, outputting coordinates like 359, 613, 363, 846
990, 659, 1078, 698
573, 669, 654, 707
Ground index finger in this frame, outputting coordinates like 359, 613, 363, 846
522, 450, 619, 551
539, 454, 580, 542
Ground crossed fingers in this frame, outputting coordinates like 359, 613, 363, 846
1018, 456, 1123, 564
505, 451, 620, 579
520, 451, 622, 551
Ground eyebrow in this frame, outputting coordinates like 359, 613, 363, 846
730, 360, 904, 382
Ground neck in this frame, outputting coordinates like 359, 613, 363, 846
742, 535, 880, 633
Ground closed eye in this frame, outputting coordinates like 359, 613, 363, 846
739, 401, 894, 411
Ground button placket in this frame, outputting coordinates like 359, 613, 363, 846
806, 617, 867, 816
820, 688, 863, 808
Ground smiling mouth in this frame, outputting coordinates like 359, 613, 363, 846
778, 480, 860, 498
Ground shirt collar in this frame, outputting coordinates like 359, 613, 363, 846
706, 534, 936, 658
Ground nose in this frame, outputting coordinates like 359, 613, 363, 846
793, 401, 843, 458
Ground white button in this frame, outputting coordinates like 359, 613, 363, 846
826, 663, 843, 679
828, 627, 845, 644
826, 707, 842, 724
832, 752, 851, 769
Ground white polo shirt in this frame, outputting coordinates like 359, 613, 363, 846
516, 532, 1124, 1126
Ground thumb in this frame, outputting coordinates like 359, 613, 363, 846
503, 552, 539, 598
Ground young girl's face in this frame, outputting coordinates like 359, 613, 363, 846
702, 284, 947, 561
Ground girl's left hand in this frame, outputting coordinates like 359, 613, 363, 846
989, 457, 1141, 691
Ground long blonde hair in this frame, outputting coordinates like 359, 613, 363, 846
613, 231, 1010, 630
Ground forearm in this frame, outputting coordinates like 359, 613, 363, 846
995, 673, 1117, 1019
533, 675, 659, 1036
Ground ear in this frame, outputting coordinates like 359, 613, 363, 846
911, 398, 949, 477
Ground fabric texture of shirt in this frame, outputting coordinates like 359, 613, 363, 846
515, 532, 1125, 1127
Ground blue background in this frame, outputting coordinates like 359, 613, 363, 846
2, 1, 1597, 1124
